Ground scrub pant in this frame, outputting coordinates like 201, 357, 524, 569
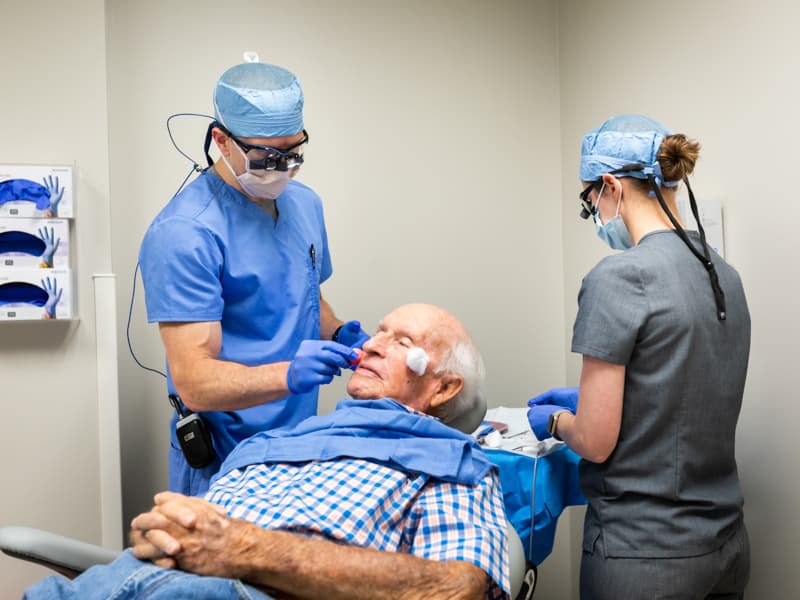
24, 549, 274, 600
580, 523, 750, 600
169, 441, 222, 497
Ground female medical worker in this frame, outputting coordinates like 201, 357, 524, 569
528, 115, 750, 599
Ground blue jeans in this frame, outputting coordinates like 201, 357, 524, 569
24, 549, 274, 600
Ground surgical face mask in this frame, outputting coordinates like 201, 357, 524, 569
222, 143, 291, 200
593, 183, 634, 250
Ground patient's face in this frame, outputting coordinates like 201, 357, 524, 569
347, 304, 453, 412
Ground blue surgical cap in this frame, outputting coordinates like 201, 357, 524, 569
580, 114, 675, 186
213, 62, 304, 138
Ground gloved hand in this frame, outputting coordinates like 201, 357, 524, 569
527, 404, 566, 440
334, 320, 370, 349
527, 387, 579, 413
41, 276, 63, 318
287, 339, 358, 395
38, 226, 60, 267
44, 176, 64, 217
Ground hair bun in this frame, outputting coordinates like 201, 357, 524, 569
658, 134, 701, 181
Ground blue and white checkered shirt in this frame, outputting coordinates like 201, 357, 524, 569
206, 458, 510, 598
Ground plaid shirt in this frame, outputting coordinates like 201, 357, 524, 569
206, 458, 510, 599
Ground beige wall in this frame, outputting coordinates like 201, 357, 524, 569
0, 0, 112, 596
3, 0, 797, 597
558, 1, 800, 597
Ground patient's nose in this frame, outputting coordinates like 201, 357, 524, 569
362, 332, 387, 354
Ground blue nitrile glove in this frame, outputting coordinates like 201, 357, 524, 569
38, 226, 60, 267
41, 276, 63, 318
529, 405, 569, 440
334, 320, 370, 349
527, 387, 579, 413
44, 176, 64, 217
287, 339, 358, 394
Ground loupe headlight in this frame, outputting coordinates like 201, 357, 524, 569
233, 129, 308, 172
579, 182, 597, 220
578, 164, 649, 220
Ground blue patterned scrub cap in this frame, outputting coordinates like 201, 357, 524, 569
213, 62, 304, 138
580, 114, 676, 187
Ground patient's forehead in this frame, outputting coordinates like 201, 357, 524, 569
381, 304, 460, 347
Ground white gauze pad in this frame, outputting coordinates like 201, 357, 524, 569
406, 346, 430, 376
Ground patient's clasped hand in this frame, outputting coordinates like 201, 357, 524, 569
25, 304, 510, 600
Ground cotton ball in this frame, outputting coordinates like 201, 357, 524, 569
484, 430, 503, 448
405, 346, 429, 376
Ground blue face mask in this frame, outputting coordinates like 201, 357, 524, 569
593, 182, 634, 250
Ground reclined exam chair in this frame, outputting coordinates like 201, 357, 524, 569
0, 522, 533, 597
0, 398, 537, 599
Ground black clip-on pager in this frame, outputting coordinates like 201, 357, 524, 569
169, 394, 217, 468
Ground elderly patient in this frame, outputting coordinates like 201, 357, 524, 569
26, 304, 510, 600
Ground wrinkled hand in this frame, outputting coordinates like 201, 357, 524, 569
41, 276, 62, 317
38, 226, 60, 267
131, 492, 242, 576
129, 504, 180, 570
287, 339, 358, 394
335, 320, 370, 349
527, 387, 579, 413
43, 176, 64, 217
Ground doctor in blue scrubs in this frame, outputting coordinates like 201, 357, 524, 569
139, 61, 369, 496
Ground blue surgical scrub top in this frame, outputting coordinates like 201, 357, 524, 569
139, 169, 332, 494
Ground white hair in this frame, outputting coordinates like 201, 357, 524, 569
433, 338, 486, 429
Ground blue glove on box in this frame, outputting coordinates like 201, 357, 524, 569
38, 226, 60, 267
41, 276, 63, 317
44, 176, 64, 216
287, 340, 358, 394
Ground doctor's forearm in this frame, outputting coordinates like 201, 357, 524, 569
171, 358, 293, 412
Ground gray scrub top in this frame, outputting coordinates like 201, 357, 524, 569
572, 230, 750, 559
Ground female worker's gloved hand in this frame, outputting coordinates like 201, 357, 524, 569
527, 387, 578, 440
287, 339, 359, 395
333, 320, 371, 349
527, 387, 579, 412
527, 405, 565, 440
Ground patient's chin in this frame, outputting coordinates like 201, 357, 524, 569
347, 378, 382, 399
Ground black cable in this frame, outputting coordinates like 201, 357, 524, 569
126, 261, 167, 379
646, 174, 727, 321
126, 113, 219, 379
166, 112, 214, 172
173, 165, 197, 198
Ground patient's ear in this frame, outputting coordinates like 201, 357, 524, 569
429, 374, 464, 409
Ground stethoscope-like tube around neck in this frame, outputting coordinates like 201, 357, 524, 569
646, 174, 727, 321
